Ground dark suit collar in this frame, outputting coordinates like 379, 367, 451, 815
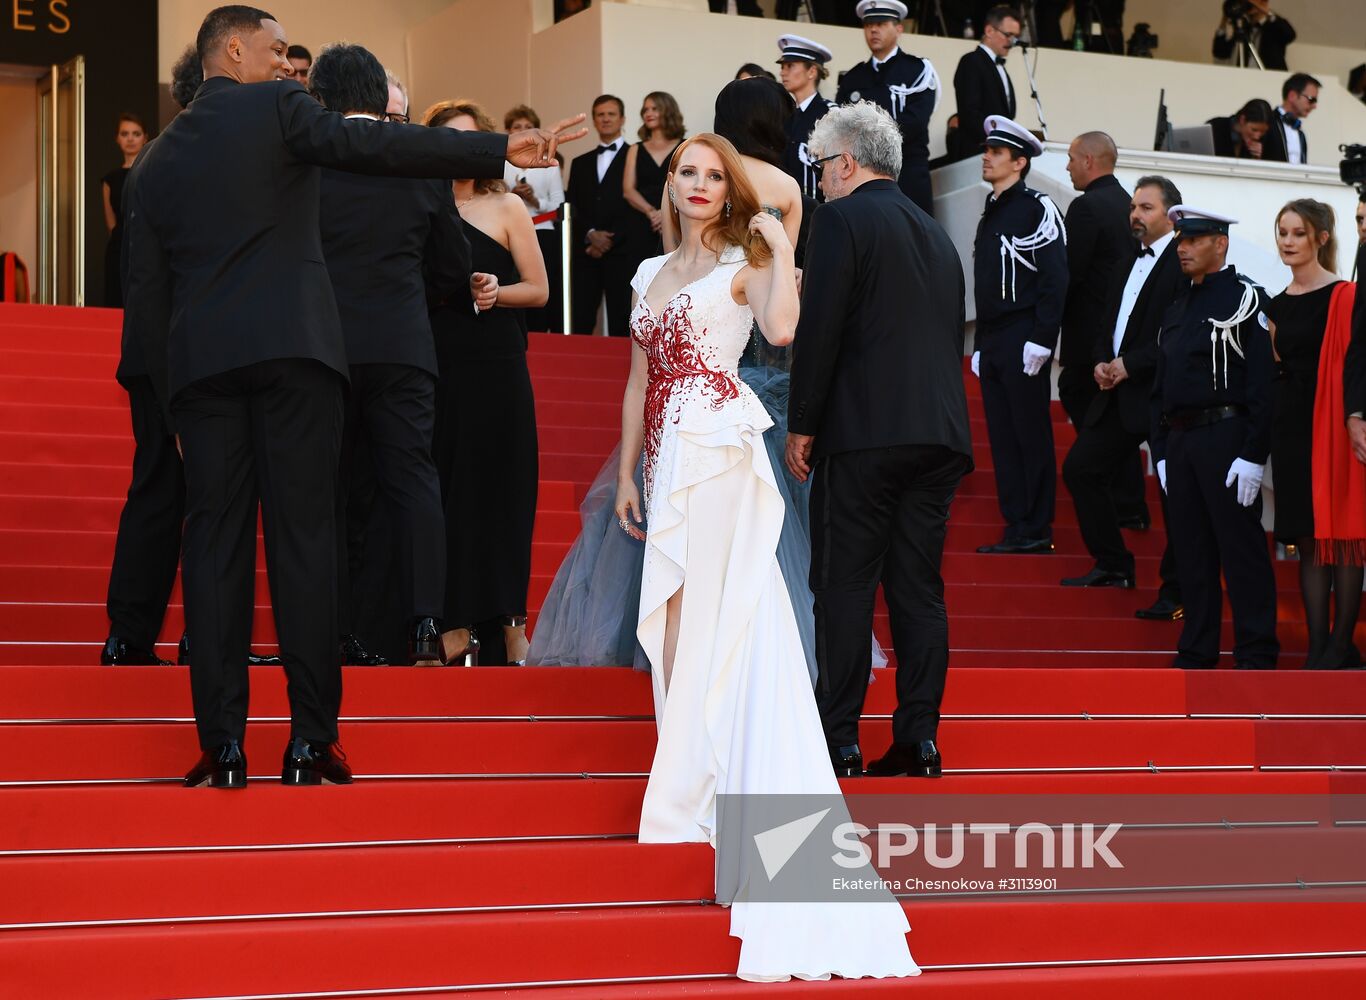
196, 76, 241, 100
849, 178, 899, 197
1083, 174, 1121, 194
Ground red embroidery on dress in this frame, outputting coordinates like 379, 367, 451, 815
631, 291, 740, 505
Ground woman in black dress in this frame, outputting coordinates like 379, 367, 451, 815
622, 91, 685, 266
424, 99, 547, 666
101, 113, 148, 308
1267, 199, 1361, 668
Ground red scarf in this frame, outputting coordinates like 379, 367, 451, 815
1312, 281, 1366, 564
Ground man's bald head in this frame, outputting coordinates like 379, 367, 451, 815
1065, 130, 1117, 191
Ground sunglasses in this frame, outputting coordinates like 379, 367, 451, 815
811, 151, 846, 175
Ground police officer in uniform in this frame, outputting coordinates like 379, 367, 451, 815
1151, 207, 1279, 670
972, 116, 1068, 554
777, 34, 834, 203
836, 0, 940, 216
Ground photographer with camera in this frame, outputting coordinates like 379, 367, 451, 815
1213, 0, 1295, 72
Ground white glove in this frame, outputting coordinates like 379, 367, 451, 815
1225, 458, 1265, 507
1022, 341, 1052, 377
1156, 459, 1166, 494
971, 351, 980, 378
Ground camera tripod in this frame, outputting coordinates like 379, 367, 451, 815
1228, 13, 1266, 70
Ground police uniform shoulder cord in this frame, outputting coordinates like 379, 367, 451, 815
1207, 277, 1259, 390
888, 59, 941, 116
999, 194, 1065, 302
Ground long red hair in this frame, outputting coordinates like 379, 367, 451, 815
666, 133, 771, 269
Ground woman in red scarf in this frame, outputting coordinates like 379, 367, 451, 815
1266, 199, 1363, 669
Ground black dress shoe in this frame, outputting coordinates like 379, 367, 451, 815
867, 739, 943, 778
830, 744, 864, 777
410, 617, 443, 664
281, 737, 353, 785
100, 636, 172, 666
184, 741, 247, 789
1135, 598, 1183, 621
977, 537, 1054, 554
1116, 514, 1151, 532
340, 634, 387, 666
180, 633, 286, 668
1061, 566, 1135, 588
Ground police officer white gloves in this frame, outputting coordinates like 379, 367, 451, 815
971, 351, 980, 377
1157, 459, 1167, 493
1225, 458, 1264, 507
1022, 341, 1052, 377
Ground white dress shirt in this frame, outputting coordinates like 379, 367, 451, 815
594, 136, 624, 182
1111, 231, 1174, 356
504, 161, 566, 232
979, 43, 1010, 100
796, 92, 818, 113
1279, 115, 1304, 165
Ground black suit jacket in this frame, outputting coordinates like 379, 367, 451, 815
1087, 237, 1187, 436
789, 179, 972, 463
1344, 242, 1366, 416
318, 164, 469, 376
1059, 174, 1131, 368
566, 141, 631, 257
1261, 109, 1308, 164
124, 76, 507, 414
115, 142, 157, 386
952, 47, 1015, 160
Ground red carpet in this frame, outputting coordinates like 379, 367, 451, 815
0, 303, 1363, 997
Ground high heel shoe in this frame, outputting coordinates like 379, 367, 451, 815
441, 627, 480, 667
410, 617, 444, 666
502, 615, 529, 666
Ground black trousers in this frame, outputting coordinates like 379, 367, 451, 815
1058, 365, 1148, 522
1165, 417, 1279, 669
174, 359, 345, 750
338, 364, 445, 638
571, 249, 635, 336
978, 319, 1055, 540
106, 375, 184, 653
810, 444, 971, 748
1063, 401, 1179, 600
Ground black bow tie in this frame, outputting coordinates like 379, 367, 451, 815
1282, 114, 1302, 131
596, 143, 618, 154
1138, 245, 1155, 258
995, 56, 1007, 66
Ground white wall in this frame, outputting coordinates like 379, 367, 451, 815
0, 77, 39, 280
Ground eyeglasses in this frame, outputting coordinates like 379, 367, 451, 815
384, 112, 410, 124
811, 151, 846, 176
1305, 95, 1318, 104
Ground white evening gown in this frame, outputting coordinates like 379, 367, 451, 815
629, 246, 920, 982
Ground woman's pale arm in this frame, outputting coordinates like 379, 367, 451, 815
621, 144, 652, 215
103, 182, 116, 233
615, 320, 649, 538
495, 195, 550, 309
740, 214, 798, 346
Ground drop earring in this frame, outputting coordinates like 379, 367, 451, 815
669, 186, 676, 205
724, 200, 732, 217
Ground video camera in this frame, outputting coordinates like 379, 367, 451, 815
1223, 0, 1253, 19
1342, 144, 1366, 197
1127, 22, 1158, 58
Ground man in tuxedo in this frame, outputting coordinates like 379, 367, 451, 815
1058, 131, 1148, 530
972, 117, 1068, 555
777, 34, 833, 204
567, 95, 633, 335
124, 5, 584, 789
835, 1, 941, 216
309, 45, 494, 668
786, 102, 973, 781
1062, 177, 1187, 612
1262, 73, 1319, 165
951, 4, 1018, 161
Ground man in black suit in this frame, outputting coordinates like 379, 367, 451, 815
835, 1, 942, 215
1211, 0, 1295, 71
567, 95, 633, 335
786, 102, 973, 781
1058, 131, 1148, 529
1262, 73, 1319, 165
951, 4, 1019, 161
309, 45, 491, 668
777, 34, 833, 203
1062, 177, 1186, 613
125, 5, 584, 789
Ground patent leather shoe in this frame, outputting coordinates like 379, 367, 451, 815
976, 537, 1054, 555
1061, 566, 1135, 588
281, 737, 353, 785
829, 744, 864, 777
867, 740, 943, 778
410, 617, 443, 665
1134, 598, 1183, 621
340, 634, 388, 666
101, 635, 172, 666
184, 741, 247, 789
